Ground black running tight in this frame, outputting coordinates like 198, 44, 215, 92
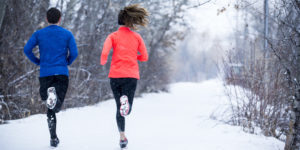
110, 78, 137, 132
47, 109, 57, 139
39, 75, 69, 139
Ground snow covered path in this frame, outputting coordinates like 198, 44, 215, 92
0, 79, 284, 150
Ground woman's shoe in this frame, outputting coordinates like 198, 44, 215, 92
120, 95, 130, 116
120, 138, 128, 148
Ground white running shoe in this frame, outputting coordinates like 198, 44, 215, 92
46, 87, 57, 109
120, 95, 130, 117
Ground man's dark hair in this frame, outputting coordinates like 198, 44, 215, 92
47, 8, 61, 24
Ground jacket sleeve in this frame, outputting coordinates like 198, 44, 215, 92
24, 32, 40, 65
67, 33, 78, 65
100, 34, 113, 65
137, 35, 148, 62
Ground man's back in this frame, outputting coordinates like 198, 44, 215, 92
24, 25, 78, 77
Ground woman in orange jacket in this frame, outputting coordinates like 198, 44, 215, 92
100, 4, 149, 149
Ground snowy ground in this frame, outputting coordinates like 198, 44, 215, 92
0, 79, 284, 150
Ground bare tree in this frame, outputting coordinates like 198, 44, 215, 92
222, 0, 300, 149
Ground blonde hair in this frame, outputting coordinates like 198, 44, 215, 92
118, 4, 149, 30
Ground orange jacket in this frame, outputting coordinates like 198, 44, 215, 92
100, 27, 148, 79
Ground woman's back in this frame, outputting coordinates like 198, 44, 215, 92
101, 26, 148, 79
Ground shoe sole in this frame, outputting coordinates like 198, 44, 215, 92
120, 95, 130, 117
46, 87, 57, 110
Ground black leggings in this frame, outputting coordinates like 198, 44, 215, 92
39, 75, 69, 139
110, 78, 137, 132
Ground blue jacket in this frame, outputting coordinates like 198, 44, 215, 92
24, 25, 78, 77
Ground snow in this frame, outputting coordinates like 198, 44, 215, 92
0, 79, 284, 150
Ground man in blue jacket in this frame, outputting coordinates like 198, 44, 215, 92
24, 7, 78, 147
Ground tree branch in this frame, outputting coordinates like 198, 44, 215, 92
187, 0, 212, 9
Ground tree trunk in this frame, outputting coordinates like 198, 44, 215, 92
285, 33, 300, 150
0, 0, 6, 31
285, 87, 300, 150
